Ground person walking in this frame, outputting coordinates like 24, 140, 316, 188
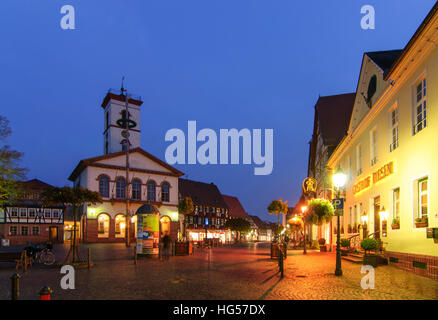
162, 233, 171, 261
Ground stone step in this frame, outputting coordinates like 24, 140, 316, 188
342, 255, 363, 264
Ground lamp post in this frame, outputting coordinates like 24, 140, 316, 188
301, 206, 307, 255
332, 166, 347, 277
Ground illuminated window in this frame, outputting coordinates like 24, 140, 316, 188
390, 107, 399, 151
147, 181, 156, 201
132, 179, 142, 200
161, 182, 170, 202
413, 78, 427, 134
115, 214, 126, 238
97, 214, 110, 238
116, 177, 126, 199
99, 175, 110, 198
393, 188, 400, 219
418, 178, 428, 220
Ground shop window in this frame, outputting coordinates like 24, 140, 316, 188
393, 188, 400, 219
115, 214, 126, 238
97, 214, 110, 238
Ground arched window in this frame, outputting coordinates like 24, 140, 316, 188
161, 182, 170, 202
115, 214, 126, 238
98, 175, 109, 197
116, 177, 126, 199
121, 139, 128, 152
97, 213, 110, 238
147, 181, 156, 202
132, 179, 142, 200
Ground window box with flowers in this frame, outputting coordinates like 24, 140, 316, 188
415, 217, 428, 228
391, 218, 400, 230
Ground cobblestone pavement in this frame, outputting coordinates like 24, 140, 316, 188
1, 243, 437, 300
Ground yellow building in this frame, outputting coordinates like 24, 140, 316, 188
327, 3, 438, 280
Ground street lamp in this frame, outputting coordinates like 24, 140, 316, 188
301, 206, 307, 254
332, 166, 346, 276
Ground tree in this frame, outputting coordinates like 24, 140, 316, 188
269, 223, 283, 236
40, 186, 102, 264
0, 116, 27, 206
267, 199, 288, 226
178, 197, 194, 240
224, 217, 251, 242
304, 198, 334, 226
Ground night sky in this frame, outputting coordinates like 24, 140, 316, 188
0, 0, 435, 222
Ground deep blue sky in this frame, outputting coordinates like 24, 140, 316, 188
0, 0, 435, 222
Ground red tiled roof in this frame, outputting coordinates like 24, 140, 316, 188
179, 178, 228, 209
222, 195, 248, 219
18, 179, 53, 191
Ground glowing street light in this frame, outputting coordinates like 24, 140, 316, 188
332, 166, 346, 277
301, 205, 308, 255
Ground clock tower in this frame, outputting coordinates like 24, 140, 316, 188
101, 90, 143, 154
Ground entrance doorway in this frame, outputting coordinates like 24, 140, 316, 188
373, 196, 380, 239
160, 216, 171, 238
49, 226, 58, 243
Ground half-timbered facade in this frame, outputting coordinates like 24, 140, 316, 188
0, 179, 64, 245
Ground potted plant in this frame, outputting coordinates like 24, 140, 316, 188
391, 218, 400, 230
361, 238, 378, 267
318, 238, 327, 252
340, 238, 350, 256
415, 217, 428, 228
353, 223, 358, 233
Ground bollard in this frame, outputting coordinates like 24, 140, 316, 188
134, 246, 137, 265
39, 286, 53, 300
87, 248, 91, 269
10, 273, 20, 300
278, 248, 284, 279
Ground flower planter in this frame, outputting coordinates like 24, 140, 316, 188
174, 241, 193, 256
415, 222, 428, 228
363, 254, 378, 267
391, 224, 400, 230
341, 248, 349, 256
320, 245, 327, 252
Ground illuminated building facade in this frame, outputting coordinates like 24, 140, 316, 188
327, 3, 438, 280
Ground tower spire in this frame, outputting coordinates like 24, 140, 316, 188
121, 76, 126, 95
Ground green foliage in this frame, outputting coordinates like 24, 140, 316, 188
318, 238, 326, 245
340, 238, 351, 248
267, 199, 288, 224
0, 116, 27, 206
361, 238, 377, 251
224, 217, 251, 233
305, 198, 334, 226
288, 217, 303, 231
178, 197, 194, 215
312, 240, 320, 249
40, 186, 102, 207
392, 218, 400, 225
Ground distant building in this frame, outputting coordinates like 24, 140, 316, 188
248, 215, 272, 241
307, 93, 355, 247
222, 195, 250, 242
0, 179, 64, 246
179, 178, 229, 242
68, 91, 184, 243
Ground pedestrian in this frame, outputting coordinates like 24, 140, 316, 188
162, 233, 171, 261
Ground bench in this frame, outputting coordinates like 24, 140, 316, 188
0, 251, 29, 271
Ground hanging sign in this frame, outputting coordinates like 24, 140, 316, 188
136, 213, 159, 256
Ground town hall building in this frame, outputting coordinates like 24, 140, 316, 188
68, 90, 184, 243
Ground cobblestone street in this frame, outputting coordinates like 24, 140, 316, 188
1, 243, 437, 300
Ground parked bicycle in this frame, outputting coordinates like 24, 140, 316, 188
24, 242, 56, 266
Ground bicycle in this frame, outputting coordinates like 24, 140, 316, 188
25, 242, 56, 266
